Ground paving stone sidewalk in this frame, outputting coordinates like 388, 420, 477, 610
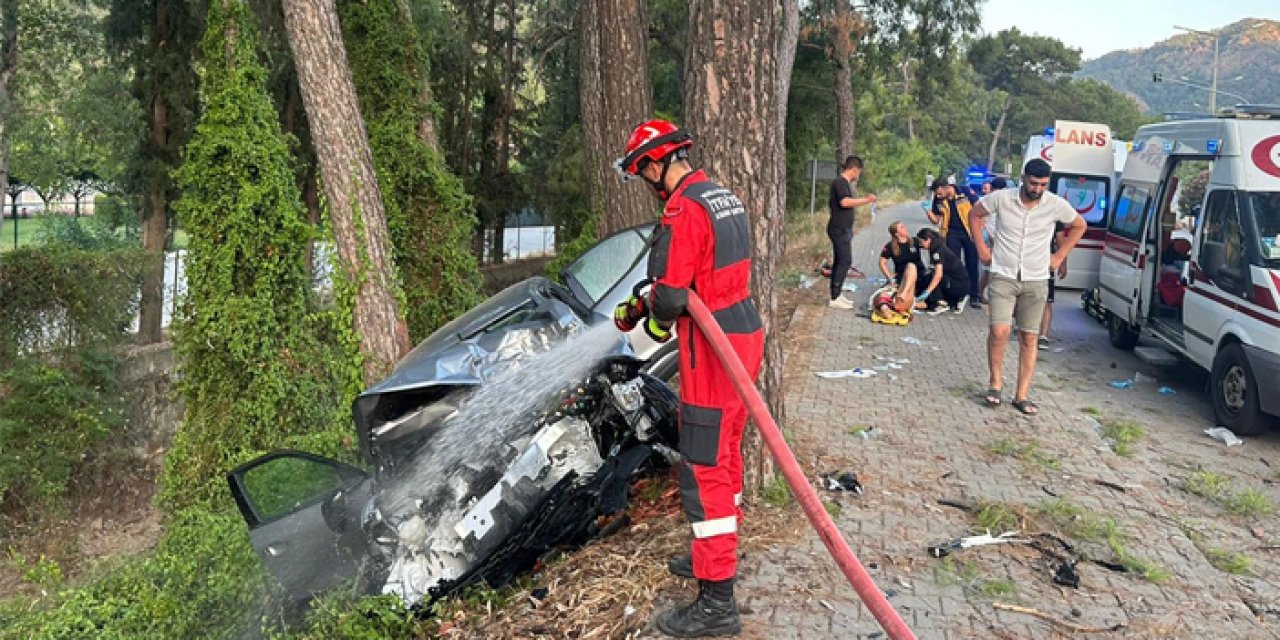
729, 202, 1280, 639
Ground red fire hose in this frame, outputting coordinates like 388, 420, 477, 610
685, 292, 916, 640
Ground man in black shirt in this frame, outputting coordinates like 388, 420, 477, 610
827, 155, 877, 310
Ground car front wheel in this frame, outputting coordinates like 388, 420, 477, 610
1210, 343, 1271, 436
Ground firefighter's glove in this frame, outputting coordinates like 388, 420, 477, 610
613, 295, 648, 333
643, 317, 673, 344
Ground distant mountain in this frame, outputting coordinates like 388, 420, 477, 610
1079, 18, 1280, 115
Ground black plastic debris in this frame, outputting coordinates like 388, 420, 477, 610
1053, 561, 1080, 588
821, 472, 863, 495
531, 587, 550, 600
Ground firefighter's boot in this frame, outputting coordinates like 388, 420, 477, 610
654, 578, 740, 637
667, 553, 694, 578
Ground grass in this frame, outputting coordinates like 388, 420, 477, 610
1032, 498, 1168, 583
763, 476, 794, 508
1099, 418, 1145, 457
1205, 547, 1252, 574
933, 558, 1016, 598
987, 437, 1062, 470
974, 502, 1019, 533
1080, 406, 1101, 416
0, 216, 41, 251
1182, 471, 1274, 517
822, 500, 842, 517
1179, 522, 1253, 575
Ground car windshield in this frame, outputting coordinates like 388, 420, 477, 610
563, 226, 652, 306
1245, 191, 1280, 266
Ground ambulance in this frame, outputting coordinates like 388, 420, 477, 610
1022, 120, 1130, 289
1099, 105, 1280, 435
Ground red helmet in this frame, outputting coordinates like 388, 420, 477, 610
614, 119, 693, 180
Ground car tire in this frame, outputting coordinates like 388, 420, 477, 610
1107, 312, 1139, 350
1210, 343, 1272, 436
642, 342, 679, 384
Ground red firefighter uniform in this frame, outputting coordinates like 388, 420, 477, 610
647, 170, 764, 582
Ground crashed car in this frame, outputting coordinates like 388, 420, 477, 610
226, 225, 681, 605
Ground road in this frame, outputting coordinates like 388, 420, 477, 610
723, 201, 1280, 639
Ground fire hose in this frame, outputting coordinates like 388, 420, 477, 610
685, 292, 916, 640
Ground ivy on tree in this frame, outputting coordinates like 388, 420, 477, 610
166, 0, 345, 511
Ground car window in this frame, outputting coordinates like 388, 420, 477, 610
1246, 191, 1280, 265
563, 227, 652, 306
1110, 184, 1150, 240
241, 455, 350, 523
1054, 174, 1109, 226
1199, 189, 1248, 295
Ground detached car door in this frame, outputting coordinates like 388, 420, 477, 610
227, 451, 374, 599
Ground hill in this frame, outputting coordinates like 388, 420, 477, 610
1080, 18, 1280, 115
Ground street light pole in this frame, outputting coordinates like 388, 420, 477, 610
1174, 25, 1221, 112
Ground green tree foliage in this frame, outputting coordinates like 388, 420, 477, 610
969, 27, 1081, 169
338, 0, 482, 341
165, 0, 345, 511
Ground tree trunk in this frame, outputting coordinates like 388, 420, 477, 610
0, 0, 16, 219
987, 94, 1012, 172
684, 0, 798, 499
579, 0, 654, 238
831, 0, 856, 160
902, 59, 915, 141
138, 7, 171, 345
280, 0, 409, 385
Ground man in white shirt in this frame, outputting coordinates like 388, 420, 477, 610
970, 159, 1086, 415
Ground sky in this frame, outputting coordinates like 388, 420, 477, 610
980, 0, 1280, 61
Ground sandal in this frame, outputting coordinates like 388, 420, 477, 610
1011, 398, 1039, 415
984, 388, 1002, 407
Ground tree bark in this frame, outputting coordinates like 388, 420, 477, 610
0, 0, 17, 225
280, 0, 409, 385
684, 0, 798, 498
579, 0, 654, 238
902, 59, 915, 141
987, 93, 1012, 171
831, 0, 856, 160
137, 0, 172, 345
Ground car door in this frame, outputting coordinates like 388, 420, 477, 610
1100, 182, 1154, 323
227, 451, 374, 599
1185, 189, 1250, 362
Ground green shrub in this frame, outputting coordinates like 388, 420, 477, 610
0, 246, 152, 361
0, 350, 125, 515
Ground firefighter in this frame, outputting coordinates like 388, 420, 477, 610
612, 119, 764, 637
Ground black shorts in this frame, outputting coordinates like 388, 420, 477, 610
1047, 276, 1056, 303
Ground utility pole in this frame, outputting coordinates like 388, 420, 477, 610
1173, 25, 1220, 112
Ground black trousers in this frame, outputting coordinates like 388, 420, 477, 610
939, 275, 970, 306
827, 226, 853, 300
946, 232, 981, 300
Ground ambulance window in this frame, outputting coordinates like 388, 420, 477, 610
1199, 190, 1248, 296
1053, 175, 1109, 226
1246, 192, 1280, 265
1109, 184, 1150, 240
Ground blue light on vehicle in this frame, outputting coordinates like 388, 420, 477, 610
1043, 127, 1054, 137
1163, 141, 1174, 153
1207, 139, 1222, 154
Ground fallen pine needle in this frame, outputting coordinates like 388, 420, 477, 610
993, 602, 1125, 633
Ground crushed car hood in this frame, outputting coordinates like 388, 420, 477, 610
351, 277, 632, 465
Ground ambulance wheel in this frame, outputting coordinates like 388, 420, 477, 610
1106, 312, 1139, 351
1211, 343, 1271, 436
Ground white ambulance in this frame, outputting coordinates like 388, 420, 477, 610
1022, 121, 1130, 289
1099, 105, 1280, 435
